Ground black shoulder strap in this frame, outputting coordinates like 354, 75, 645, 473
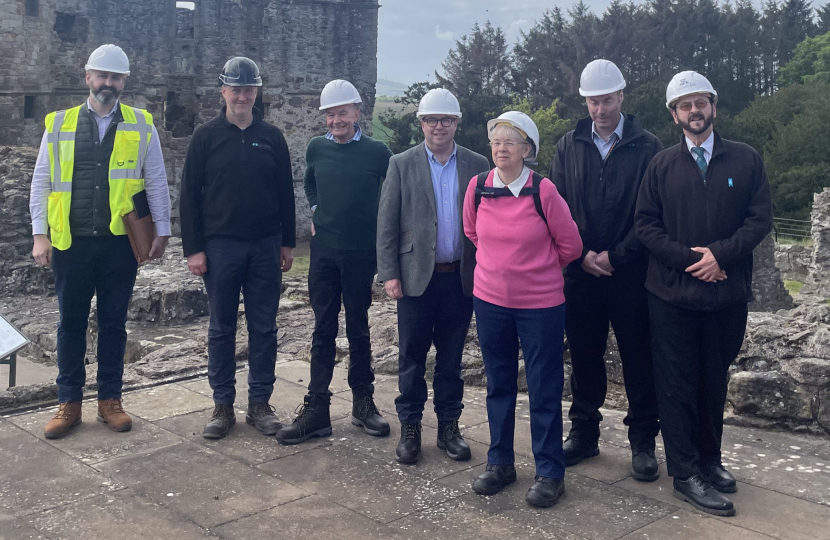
474, 172, 489, 214
531, 172, 548, 225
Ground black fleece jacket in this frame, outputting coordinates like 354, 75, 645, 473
549, 114, 663, 278
635, 130, 772, 312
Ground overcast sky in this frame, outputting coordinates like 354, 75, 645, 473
377, 0, 615, 85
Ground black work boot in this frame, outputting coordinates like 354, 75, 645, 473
203, 404, 236, 440
701, 463, 737, 493
351, 395, 390, 437
395, 422, 422, 464
275, 395, 332, 445
563, 431, 600, 467
631, 448, 660, 482
246, 402, 283, 436
526, 476, 565, 508
437, 420, 471, 461
673, 474, 736, 516
472, 464, 517, 496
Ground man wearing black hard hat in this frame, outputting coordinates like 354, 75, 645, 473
180, 57, 296, 440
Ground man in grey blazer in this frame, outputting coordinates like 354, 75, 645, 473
377, 89, 490, 464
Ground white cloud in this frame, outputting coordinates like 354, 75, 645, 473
434, 25, 456, 41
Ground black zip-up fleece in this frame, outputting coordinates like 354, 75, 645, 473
180, 107, 296, 257
635, 130, 772, 312
549, 114, 663, 277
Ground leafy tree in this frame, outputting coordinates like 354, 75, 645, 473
778, 31, 830, 86
507, 98, 573, 175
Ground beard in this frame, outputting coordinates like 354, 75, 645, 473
92, 85, 120, 105
679, 110, 713, 135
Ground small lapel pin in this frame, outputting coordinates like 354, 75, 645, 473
728, 178, 733, 187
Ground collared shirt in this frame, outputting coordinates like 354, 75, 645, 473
493, 166, 531, 197
30, 98, 171, 236
591, 113, 625, 160
685, 131, 715, 165
425, 143, 461, 263
324, 122, 362, 144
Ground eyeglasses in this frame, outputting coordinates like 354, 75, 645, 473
674, 98, 712, 112
422, 117, 456, 128
489, 139, 525, 149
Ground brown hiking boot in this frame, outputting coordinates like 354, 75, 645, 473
97, 398, 132, 432
44, 402, 82, 439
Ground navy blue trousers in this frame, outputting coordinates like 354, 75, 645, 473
203, 235, 282, 405
395, 270, 473, 424
474, 297, 567, 479
307, 239, 376, 401
52, 235, 137, 403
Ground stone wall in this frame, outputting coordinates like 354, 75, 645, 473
0, 0, 382, 238
774, 243, 812, 282
749, 233, 793, 312
808, 188, 830, 298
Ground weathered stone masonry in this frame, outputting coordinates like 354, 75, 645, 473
0, 0, 382, 238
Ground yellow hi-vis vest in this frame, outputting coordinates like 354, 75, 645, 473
45, 103, 154, 250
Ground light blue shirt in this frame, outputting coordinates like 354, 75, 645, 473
685, 131, 715, 165
425, 143, 461, 263
591, 113, 625, 160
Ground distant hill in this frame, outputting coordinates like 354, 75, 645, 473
376, 78, 408, 97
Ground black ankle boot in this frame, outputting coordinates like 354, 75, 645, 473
203, 404, 236, 439
275, 396, 332, 445
563, 433, 599, 467
526, 476, 565, 508
437, 420, 471, 461
351, 395, 390, 437
395, 422, 422, 464
472, 464, 517, 495
631, 448, 660, 482
246, 402, 282, 436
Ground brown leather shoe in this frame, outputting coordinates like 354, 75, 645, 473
97, 398, 132, 432
44, 402, 82, 439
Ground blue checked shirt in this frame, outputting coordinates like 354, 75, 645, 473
425, 144, 462, 263
325, 123, 362, 143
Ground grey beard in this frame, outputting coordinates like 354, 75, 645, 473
94, 89, 118, 105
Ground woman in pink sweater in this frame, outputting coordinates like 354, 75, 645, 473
463, 111, 582, 508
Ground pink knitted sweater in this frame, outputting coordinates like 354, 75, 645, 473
462, 169, 582, 309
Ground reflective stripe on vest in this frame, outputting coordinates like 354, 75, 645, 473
45, 103, 154, 250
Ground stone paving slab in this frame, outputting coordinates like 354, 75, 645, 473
616, 462, 830, 540
0, 508, 48, 540
94, 442, 308, 529
617, 509, 776, 540
125, 384, 215, 421
0, 419, 121, 517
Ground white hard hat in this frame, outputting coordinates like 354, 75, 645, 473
319, 79, 361, 110
417, 89, 462, 118
487, 111, 540, 162
579, 59, 626, 97
85, 44, 130, 75
666, 71, 718, 109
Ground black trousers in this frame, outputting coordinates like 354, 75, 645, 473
564, 269, 659, 450
648, 293, 748, 479
52, 235, 137, 403
308, 238, 377, 401
395, 269, 473, 424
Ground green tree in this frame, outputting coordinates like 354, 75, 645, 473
507, 98, 573, 174
778, 31, 830, 86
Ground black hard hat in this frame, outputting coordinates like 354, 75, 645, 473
218, 57, 262, 87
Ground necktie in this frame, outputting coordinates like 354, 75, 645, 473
691, 146, 707, 183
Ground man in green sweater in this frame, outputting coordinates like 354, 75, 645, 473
276, 79, 393, 445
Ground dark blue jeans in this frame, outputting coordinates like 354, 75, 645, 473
307, 238, 376, 401
474, 297, 567, 479
52, 235, 138, 403
395, 270, 473, 424
203, 235, 282, 405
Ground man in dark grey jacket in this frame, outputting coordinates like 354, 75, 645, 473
377, 89, 489, 464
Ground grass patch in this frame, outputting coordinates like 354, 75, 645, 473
785, 280, 804, 295
776, 235, 813, 247
285, 256, 309, 278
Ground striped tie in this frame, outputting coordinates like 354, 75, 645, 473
691, 146, 707, 183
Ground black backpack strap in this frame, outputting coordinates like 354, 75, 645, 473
473, 172, 489, 214
531, 172, 548, 225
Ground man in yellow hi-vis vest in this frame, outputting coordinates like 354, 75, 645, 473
28, 44, 172, 440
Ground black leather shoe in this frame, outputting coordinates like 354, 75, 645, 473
395, 422, 422, 464
472, 464, 517, 495
701, 463, 737, 493
437, 420, 471, 461
563, 435, 599, 466
526, 476, 565, 508
203, 404, 236, 439
246, 402, 282, 436
351, 395, 390, 437
275, 396, 332, 445
673, 474, 736, 516
631, 449, 660, 482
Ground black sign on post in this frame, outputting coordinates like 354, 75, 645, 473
0, 314, 28, 389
